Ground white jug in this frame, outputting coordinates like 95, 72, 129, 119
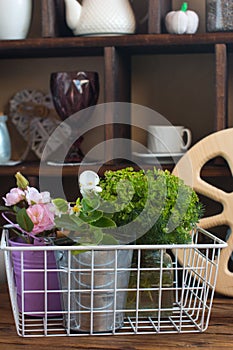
64, 0, 136, 36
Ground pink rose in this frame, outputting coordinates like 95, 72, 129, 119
26, 203, 55, 234
3, 188, 25, 206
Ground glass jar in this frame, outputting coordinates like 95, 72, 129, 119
0, 115, 11, 162
126, 249, 174, 318
206, 0, 233, 32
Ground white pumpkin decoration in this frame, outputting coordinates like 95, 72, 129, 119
165, 2, 199, 35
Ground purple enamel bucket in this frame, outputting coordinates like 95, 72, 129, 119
9, 237, 61, 317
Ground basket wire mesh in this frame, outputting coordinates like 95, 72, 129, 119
1, 227, 227, 337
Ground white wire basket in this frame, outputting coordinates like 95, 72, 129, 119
1, 227, 227, 337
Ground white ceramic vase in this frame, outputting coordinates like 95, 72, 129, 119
0, 0, 32, 40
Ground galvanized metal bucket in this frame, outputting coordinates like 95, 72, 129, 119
58, 248, 133, 333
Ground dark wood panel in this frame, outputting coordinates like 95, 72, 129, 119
41, 0, 73, 38
215, 44, 228, 130
148, 0, 172, 34
104, 47, 131, 162
41, 0, 59, 38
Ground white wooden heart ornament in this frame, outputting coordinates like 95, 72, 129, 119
9, 89, 71, 159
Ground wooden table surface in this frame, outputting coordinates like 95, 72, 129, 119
0, 284, 233, 350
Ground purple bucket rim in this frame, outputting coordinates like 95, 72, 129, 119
8, 236, 47, 247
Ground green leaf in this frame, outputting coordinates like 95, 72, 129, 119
93, 230, 104, 244
81, 198, 92, 212
100, 234, 119, 245
91, 216, 116, 228
81, 196, 100, 212
52, 198, 69, 213
70, 213, 87, 228
72, 243, 92, 255
13, 205, 21, 213
54, 214, 80, 231
72, 249, 89, 255
79, 210, 103, 223
16, 208, 34, 232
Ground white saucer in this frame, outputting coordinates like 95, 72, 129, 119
47, 160, 102, 167
0, 160, 22, 166
132, 152, 185, 165
78, 33, 131, 37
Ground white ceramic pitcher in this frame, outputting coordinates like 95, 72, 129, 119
64, 0, 136, 36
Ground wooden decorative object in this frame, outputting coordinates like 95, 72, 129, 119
173, 128, 233, 296
9, 89, 71, 160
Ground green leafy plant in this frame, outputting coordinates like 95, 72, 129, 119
53, 195, 117, 246
99, 167, 203, 245
99, 167, 204, 317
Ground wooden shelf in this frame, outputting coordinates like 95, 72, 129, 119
0, 161, 230, 178
1, 33, 233, 59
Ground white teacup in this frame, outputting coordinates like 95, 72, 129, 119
147, 125, 192, 154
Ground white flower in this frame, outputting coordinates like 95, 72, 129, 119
25, 187, 51, 205
79, 171, 102, 196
